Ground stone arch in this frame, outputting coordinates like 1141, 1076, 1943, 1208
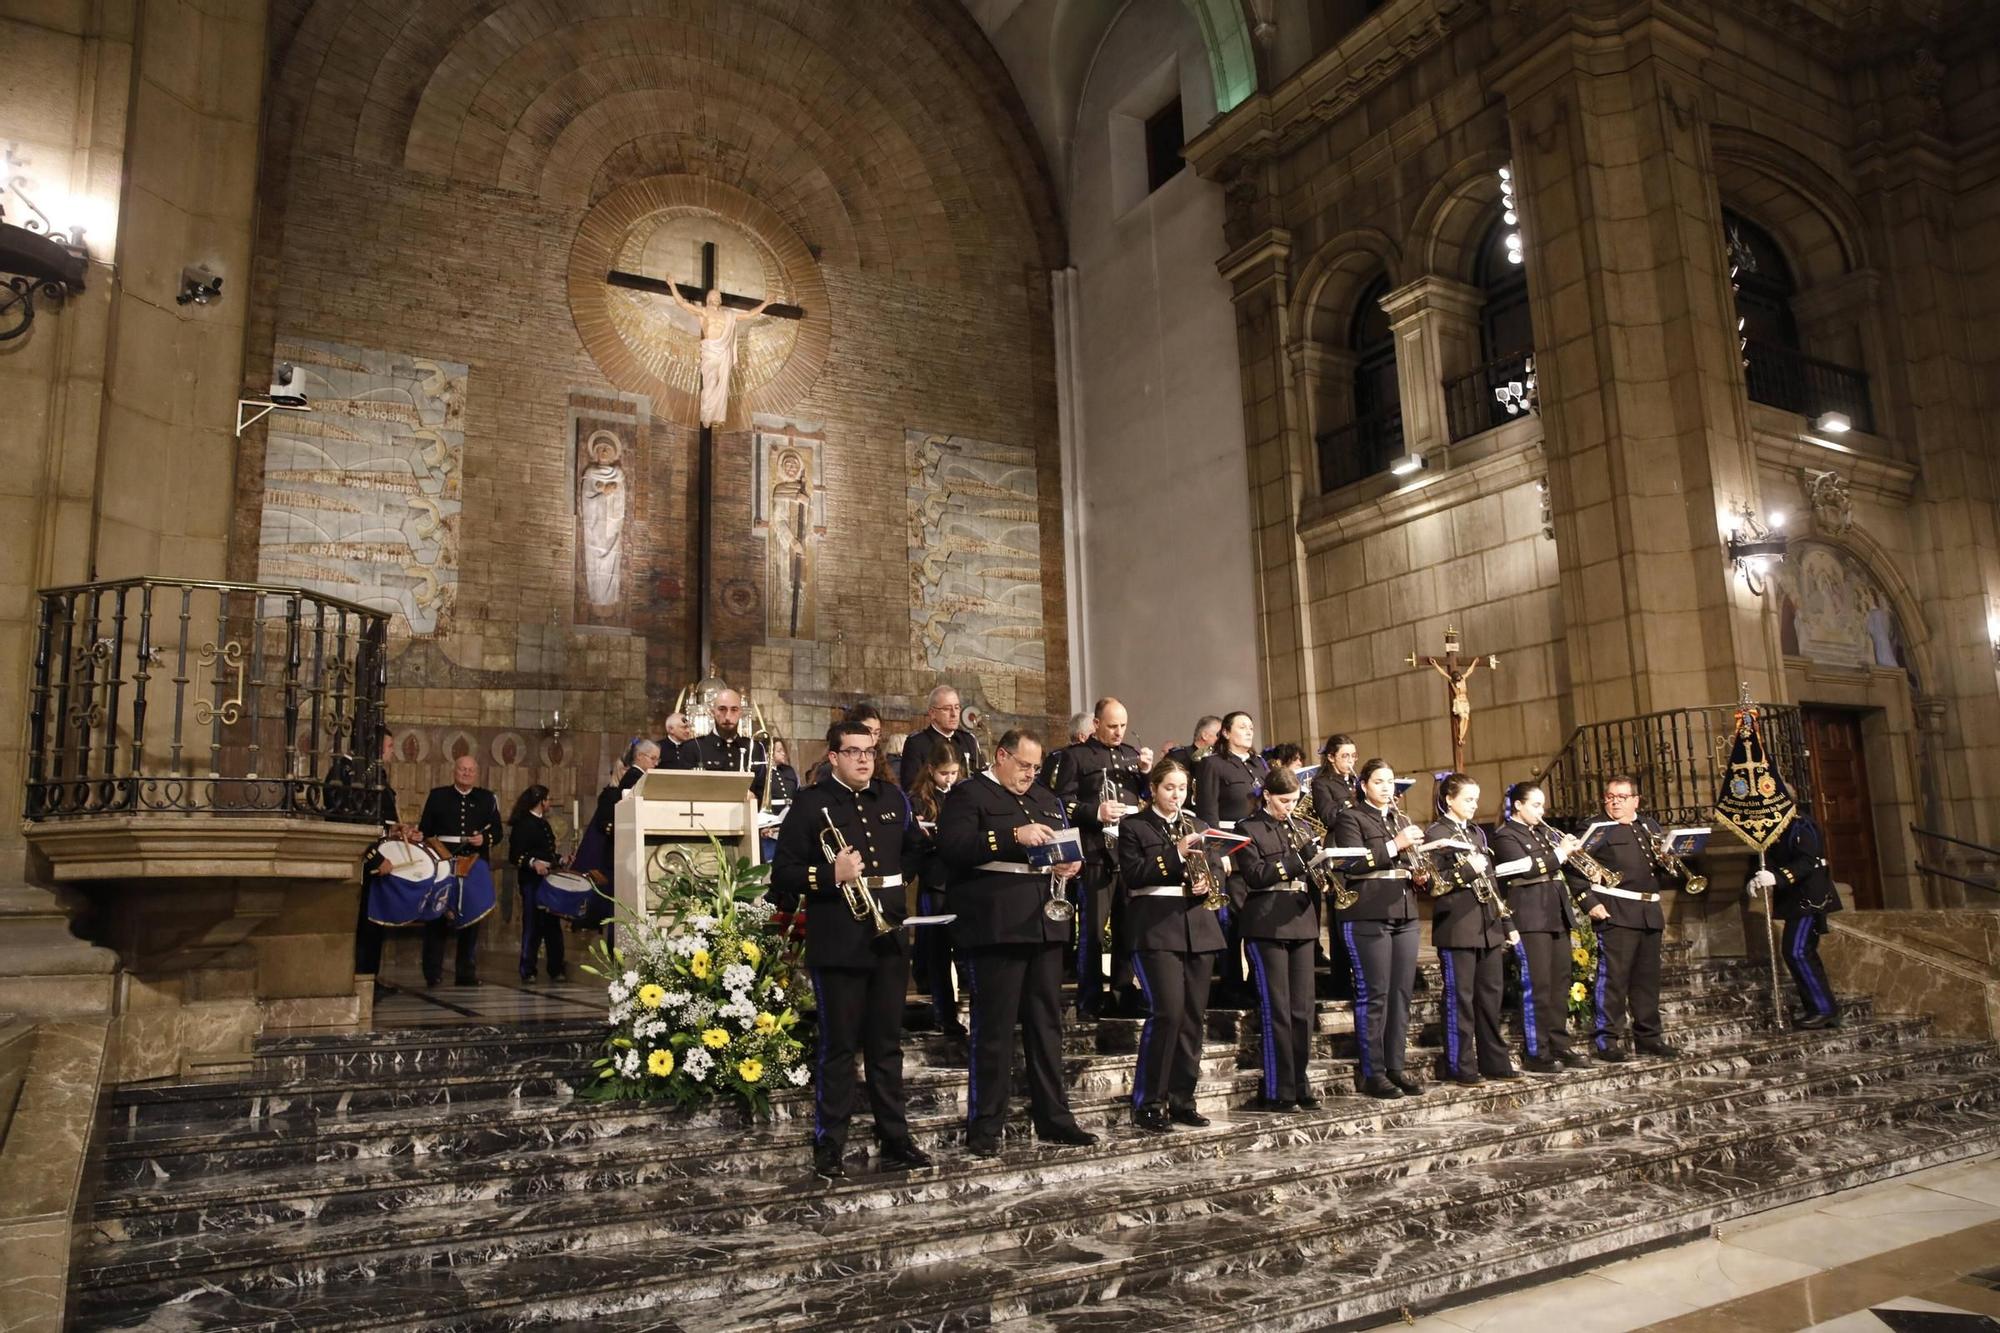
1409, 147, 1516, 285
1182, 0, 1258, 112
1787, 524, 1938, 694
1709, 127, 1868, 288
1288, 227, 1402, 347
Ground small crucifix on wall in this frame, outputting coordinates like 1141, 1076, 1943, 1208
1407, 627, 1498, 775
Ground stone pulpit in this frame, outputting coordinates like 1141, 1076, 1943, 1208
612, 769, 761, 919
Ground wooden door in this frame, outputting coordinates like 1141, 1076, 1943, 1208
1801, 708, 1884, 910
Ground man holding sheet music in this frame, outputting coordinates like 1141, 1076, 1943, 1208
1581, 776, 1685, 1061
938, 730, 1097, 1158
1049, 698, 1148, 1020
772, 720, 932, 1180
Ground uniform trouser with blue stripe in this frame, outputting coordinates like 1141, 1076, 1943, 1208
1513, 930, 1574, 1059
1782, 912, 1838, 1019
1131, 948, 1215, 1111
516, 883, 567, 980
1073, 858, 1116, 1010
1438, 944, 1510, 1077
1592, 924, 1663, 1050
1247, 937, 1315, 1102
1339, 918, 1418, 1079
918, 890, 958, 1025
964, 943, 1079, 1145
809, 950, 911, 1151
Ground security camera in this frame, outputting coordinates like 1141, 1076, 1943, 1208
177, 266, 224, 306
269, 362, 306, 407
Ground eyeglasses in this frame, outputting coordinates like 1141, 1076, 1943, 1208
833, 747, 877, 758
1604, 791, 1637, 802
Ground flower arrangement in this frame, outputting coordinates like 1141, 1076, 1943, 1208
1568, 925, 1599, 1021
581, 839, 810, 1115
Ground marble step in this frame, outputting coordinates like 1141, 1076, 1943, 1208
572, 1060, 2000, 1332
79, 1035, 2000, 1330
84, 1012, 1918, 1260
94, 994, 1880, 1190
72, 1032, 1990, 1308
109, 977, 1784, 1135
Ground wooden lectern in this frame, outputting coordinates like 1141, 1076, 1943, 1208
613, 770, 761, 920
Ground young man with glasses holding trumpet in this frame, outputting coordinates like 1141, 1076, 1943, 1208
772, 720, 931, 1180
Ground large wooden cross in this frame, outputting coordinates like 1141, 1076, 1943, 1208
1406, 627, 1498, 776
604, 241, 804, 669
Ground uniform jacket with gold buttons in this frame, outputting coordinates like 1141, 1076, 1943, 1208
770, 777, 920, 967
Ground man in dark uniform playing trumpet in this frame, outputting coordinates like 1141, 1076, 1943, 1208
771, 720, 931, 1179
1049, 697, 1147, 1020
1585, 775, 1681, 1062
938, 729, 1098, 1157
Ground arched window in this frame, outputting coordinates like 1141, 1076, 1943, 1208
1725, 210, 1800, 352
1726, 209, 1871, 430
1317, 274, 1404, 493
1445, 215, 1538, 440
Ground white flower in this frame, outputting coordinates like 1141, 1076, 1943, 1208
740, 899, 775, 924
683, 1047, 713, 1082
786, 1065, 810, 1087
608, 983, 631, 1006
622, 970, 641, 988
721, 964, 755, 993
609, 1001, 633, 1025
617, 1048, 642, 1078
665, 990, 691, 1012
689, 915, 718, 934
764, 981, 785, 1003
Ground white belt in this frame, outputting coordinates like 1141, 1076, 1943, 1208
1248, 883, 1307, 894
1591, 884, 1662, 903
1103, 822, 1121, 838
1350, 870, 1411, 881
1217, 821, 1237, 830
974, 861, 1044, 875
848, 874, 903, 891
1130, 885, 1189, 897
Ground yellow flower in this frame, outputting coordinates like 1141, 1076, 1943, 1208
638, 984, 666, 1009
690, 949, 712, 981
737, 1058, 764, 1083
1570, 981, 1588, 1003
701, 1027, 730, 1049
647, 1048, 674, 1077
741, 941, 762, 967
754, 1012, 777, 1034
1572, 948, 1591, 968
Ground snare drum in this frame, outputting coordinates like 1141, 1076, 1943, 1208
364, 838, 451, 925
536, 869, 599, 921
448, 855, 498, 928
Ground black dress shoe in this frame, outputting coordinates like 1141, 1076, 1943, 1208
965, 1137, 1002, 1159
1593, 1044, 1630, 1063
939, 1021, 969, 1041
1169, 1107, 1211, 1127
1253, 1096, 1301, 1113
1294, 1091, 1322, 1110
423, 976, 442, 988
1635, 1040, 1682, 1058
1523, 1056, 1564, 1074
1132, 1105, 1172, 1134
877, 1137, 933, 1170
812, 1142, 846, 1179
1450, 1070, 1484, 1087
1040, 1124, 1099, 1147
1797, 1011, 1839, 1030
548, 970, 569, 984
1388, 1071, 1425, 1096
1483, 1067, 1524, 1081
1559, 1051, 1593, 1070
454, 977, 480, 987
1360, 1075, 1404, 1099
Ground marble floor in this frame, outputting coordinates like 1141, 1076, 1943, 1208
1406, 1156, 2000, 1333
335, 938, 610, 1029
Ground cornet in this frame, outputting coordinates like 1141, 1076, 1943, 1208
820, 809, 895, 937
1647, 829, 1708, 894
1173, 813, 1227, 912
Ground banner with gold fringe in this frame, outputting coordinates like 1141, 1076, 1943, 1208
1712, 700, 1797, 853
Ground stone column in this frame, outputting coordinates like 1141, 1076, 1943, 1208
1493, 5, 1778, 724
1378, 276, 1484, 459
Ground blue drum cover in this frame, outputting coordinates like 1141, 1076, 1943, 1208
366, 870, 450, 926
451, 857, 498, 928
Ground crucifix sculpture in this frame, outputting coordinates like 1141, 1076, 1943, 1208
1407, 627, 1498, 774
605, 241, 805, 668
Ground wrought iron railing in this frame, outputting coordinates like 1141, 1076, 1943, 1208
1742, 340, 1876, 434
1535, 703, 1812, 831
1443, 350, 1534, 442
1911, 826, 1999, 900
1316, 409, 1405, 494
24, 579, 390, 821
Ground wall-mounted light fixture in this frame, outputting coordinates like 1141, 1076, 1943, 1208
1498, 165, 1523, 265
1725, 503, 1789, 596
1495, 357, 1538, 417
541, 708, 570, 741
1389, 451, 1429, 478
1813, 411, 1851, 435
177, 265, 224, 306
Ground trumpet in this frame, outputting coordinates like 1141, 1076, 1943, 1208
1647, 829, 1708, 894
1385, 800, 1441, 895
1173, 813, 1226, 912
1282, 813, 1343, 900
819, 809, 894, 937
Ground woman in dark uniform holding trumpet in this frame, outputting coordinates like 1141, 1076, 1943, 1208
1118, 759, 1226, 1133
1232, 766, 1323, 1111
1491, 781, 1588, 1072
1330, 759, 1427, 1099
1425, 773, 1520, 1085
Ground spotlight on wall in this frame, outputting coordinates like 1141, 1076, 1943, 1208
176, 265, 224, 305
1389, 452, 1429, 478
1725, 505, 1789, 597
1813, 411, 1851, 435
1495, 357, 1539, 417
1498, 164, 1523, 264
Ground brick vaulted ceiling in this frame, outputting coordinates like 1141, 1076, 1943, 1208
257, 0, 1066, 282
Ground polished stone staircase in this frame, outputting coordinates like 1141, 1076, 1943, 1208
72, 946, 2000, 1331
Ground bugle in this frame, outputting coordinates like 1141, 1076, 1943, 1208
819, 809, 895, 937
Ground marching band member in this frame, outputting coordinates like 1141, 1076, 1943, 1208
507, 784, 568, 983
1753, 814, 1843, 1028
1050, 698, 1147, 1020
1263, 742, 1306, 781
417, 755, 503, 987
938, 730, 1097, 1157
1331, 759, 1427, 1099
1118, 759, 1224, 1131
657, 714, 696, 769
1233, 766, 1322, 1111
907, 752, 966, 1040
901, 685, 982, 789
1426, 774, 1520, 1084
1164, 715, 1223, 779
771, 720, 931, 1179
571, 739, 658, 931
1491, 782, 1587, 1071
1585, 775, 1681, 1061
766, 738, 800, 808
682, 689, 769, 800
352, 728, 405, 984
1194, 712, 1265, 1005
1311, 734, 1361, 830
1041, 712, 1093, 792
